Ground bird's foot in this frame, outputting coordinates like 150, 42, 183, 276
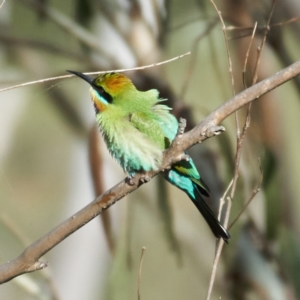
126, 174, 135, 186
202, 124, 225, 138
140, 174, 151, 183
162, 165, 171, 171
126, 173, 151, 185
177, 118, 187, 135
180, 153, 190, 161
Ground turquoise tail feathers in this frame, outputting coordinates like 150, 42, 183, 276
164, 162, 230, 242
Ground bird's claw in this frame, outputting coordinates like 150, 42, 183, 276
162, 165, 171, 171
140, 175, 151, 183
202, 124, 225, 138
177, 118, 187, 136
126, 173, 151, 185
181, 153, 190, 161
126, 174, 135, 186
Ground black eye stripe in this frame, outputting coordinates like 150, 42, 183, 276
92, 84, 113, 104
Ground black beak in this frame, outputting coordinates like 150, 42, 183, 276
67, 70, 94, 85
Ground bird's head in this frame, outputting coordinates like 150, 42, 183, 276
67, 71, 135, 112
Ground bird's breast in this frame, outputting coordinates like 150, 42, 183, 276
99, 118, 163, 175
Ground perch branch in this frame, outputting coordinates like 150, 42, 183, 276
0, 60, 300, 283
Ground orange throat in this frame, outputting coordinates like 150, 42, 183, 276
90, 89, 107, 112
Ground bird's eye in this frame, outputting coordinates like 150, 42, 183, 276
95, 85, 113, 104
97, 86, 104, 94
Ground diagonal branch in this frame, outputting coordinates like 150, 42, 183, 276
0, 59, 300, 284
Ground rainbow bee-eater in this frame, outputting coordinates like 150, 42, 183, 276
67, 70, 230, 241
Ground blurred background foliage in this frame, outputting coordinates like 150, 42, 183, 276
0, 0, 300, 299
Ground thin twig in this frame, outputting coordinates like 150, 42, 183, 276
230, 0, 276, 198
209, 0, 235, 96
138, 247, 146, 300
217, 179, 233, 221
230, 24, 259, 197
228, 158, 263, 230
209, 0, 238, 135
0, 0, 5, 9
206, 197, 232, 300
204, 3, 236, 299
206, 239, 224, 300
0, 52, 190, 93
206, 180, 232, 300
252, 1, 276, 85
242, 22, 258, 89
226, 16, 300, 31
270, 16, 300, 27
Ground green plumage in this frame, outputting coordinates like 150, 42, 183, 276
94, 88, 175, 174
68, 70, 230, 241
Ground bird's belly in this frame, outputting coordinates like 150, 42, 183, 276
102, 130, 162, 176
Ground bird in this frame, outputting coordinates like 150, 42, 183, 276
67, 70, 230, 242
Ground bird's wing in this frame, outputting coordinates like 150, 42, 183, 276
130, 107, 210, 196
129, 111, 168, 150
173, 159, 210, 197
152, 104, 178, 142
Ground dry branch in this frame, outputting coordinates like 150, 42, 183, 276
0, 60, 300, 284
